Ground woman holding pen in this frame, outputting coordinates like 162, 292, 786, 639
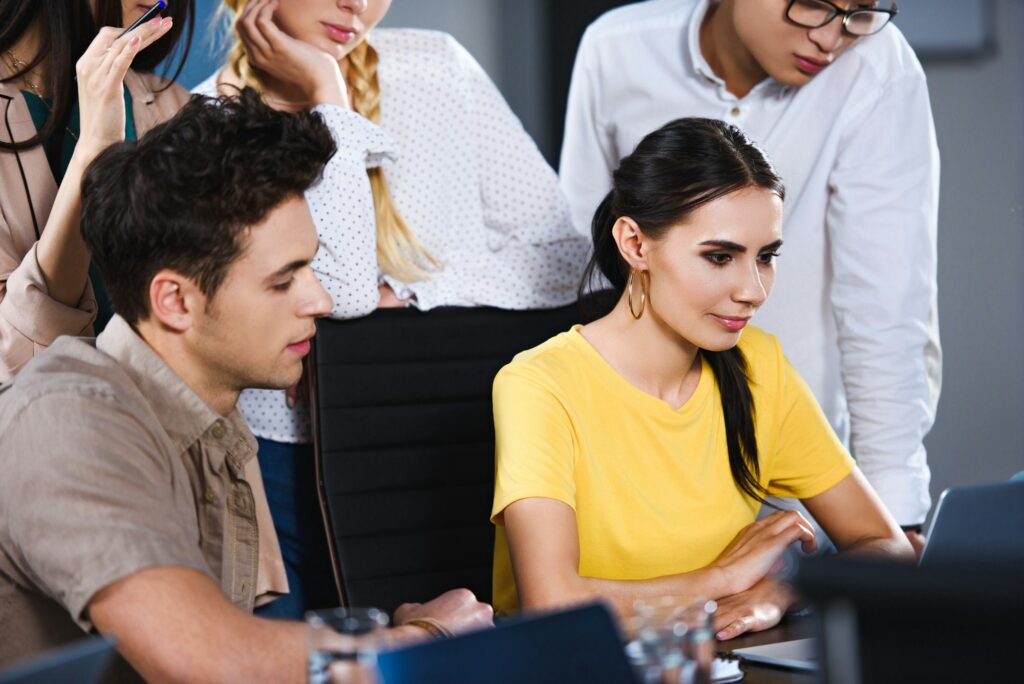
0, 0, 194, 379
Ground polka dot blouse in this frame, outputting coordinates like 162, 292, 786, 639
195, 29, 589, 443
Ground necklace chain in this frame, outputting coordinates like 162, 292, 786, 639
4, 49, 80, 141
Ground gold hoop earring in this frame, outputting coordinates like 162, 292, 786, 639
627, 269, 649, 320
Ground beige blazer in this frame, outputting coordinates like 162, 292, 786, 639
0, 63, 188, 381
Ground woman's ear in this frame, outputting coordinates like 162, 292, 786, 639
148, 269, 201, 333
611, 216, 650, 271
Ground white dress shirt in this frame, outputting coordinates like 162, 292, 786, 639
560, 0, 940, 525
195, 29, 588, 444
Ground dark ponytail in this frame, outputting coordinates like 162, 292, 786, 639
580, 117, 785, 504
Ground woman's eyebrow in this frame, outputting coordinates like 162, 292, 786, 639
699, 239, 746, 252
697, 239, 784, 252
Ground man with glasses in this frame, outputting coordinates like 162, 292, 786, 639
561, 0, 938, 627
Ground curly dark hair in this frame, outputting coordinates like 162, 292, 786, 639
81, 89, 337, 324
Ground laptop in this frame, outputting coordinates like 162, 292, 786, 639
730, 637, 817, 672
376, 602, 639, 684
920, 479, 1024, 567
0, 637, 115, 684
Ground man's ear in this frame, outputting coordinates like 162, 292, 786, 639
611, 216, 651, 271
148, 270, 203, 333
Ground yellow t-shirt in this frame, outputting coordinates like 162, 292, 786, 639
490, 325, 855, 613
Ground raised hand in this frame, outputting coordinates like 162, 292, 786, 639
236, 0, 350, 108
75, 17, 173, 157
710, 510, 816, 596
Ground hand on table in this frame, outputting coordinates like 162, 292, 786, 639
905, 529, 926, 558
710, 510, 816, 597
393, 588, 494, 640
713, 577, 795, 641
236, 0, 350, 108
377, 283, 407, 308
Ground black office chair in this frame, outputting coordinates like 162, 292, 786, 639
309, 302, 596, 614
796, 556, 1022, 683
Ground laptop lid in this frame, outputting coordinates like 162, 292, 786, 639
0, 637, 115, 684
920, 479, 1024, 567
376, 603, 639, 684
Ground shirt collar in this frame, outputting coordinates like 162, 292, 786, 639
686, 0, 790, 98
687, 0, 724, 86
96, 315, 256, 472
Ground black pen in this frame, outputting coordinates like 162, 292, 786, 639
116, 1, 168, 40
73, 1, 167, 81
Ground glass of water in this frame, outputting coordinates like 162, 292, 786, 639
306, 607, 390, 684
625, 596, 717, 684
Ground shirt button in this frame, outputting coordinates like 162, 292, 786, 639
730, 106, 741, 117
205, 489, 216, 504
211, 422, 226, 439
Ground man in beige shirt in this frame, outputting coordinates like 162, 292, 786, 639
0, 91, 493, 682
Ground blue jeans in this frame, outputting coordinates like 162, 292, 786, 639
253, 438, 339, 619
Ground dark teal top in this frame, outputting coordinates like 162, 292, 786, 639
21, 88, 136, 334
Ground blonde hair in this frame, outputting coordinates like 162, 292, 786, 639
223, 1, 438, 282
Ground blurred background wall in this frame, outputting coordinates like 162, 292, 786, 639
176, 0, 1024, 517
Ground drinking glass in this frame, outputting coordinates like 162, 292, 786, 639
306, 607, 390, 684
625, 596, 717, 684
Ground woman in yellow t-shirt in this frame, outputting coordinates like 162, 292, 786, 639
491, 117, 913, 640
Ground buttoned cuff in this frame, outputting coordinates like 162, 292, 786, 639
0, 243, 96, 346
395, 276, 458, 312
312, 105, 399, 167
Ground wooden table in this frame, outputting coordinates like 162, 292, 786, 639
718, 615, 818, 684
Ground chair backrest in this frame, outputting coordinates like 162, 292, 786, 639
797, 556, 1021, 683
309, 304, 587, 613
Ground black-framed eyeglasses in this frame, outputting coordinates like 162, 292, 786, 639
785, 0, 897, 37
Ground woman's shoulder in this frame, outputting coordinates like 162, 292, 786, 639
736, 325, 781, 355
735, 325, 787, 379
497, 328, 589, 388
372, 27, 461, 55
190, 70, 224, 97
125, 70, 189, 131
126, 70, 189, 105
372, 28, 478, 75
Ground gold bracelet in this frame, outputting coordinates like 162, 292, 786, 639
402, 617, 453, 639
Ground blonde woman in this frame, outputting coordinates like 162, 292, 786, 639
195, 0, 588, 618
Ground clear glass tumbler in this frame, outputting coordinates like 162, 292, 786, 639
626, 596, 717, 684
306, 607, 390, 684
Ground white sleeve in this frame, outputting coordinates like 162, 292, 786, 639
558, 29, 619, 238
307, 105, 398, 319
396, 38, 589, 310
827, 72, 940, 525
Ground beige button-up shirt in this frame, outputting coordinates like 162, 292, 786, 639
0, 316, 288, 665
